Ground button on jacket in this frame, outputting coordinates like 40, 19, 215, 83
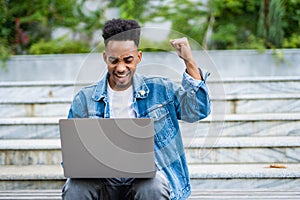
68, 71, 211, 200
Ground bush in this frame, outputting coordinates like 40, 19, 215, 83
0, 39, 11, 68
139, 38, 174, 52
29, 36, 90, 55
283, 34, 300, 48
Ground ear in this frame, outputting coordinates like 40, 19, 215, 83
103, 51, 107, 64
137, 51, 142, 64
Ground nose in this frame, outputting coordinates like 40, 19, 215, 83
115, 61, 126, 72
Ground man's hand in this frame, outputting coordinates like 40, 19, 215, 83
170, 37, 202, 80
170, 37, 193, 62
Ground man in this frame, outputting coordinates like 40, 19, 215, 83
62, 18, 210, 200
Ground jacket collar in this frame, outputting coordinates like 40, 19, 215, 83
92, 73, 149, 101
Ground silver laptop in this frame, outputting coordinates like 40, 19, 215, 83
59, 118, 156, 178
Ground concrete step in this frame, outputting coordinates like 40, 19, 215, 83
1, 137, 299, 165
1, 113, 300, 139
0, 139, 61, 165
0, 117, 60, 139
2, 93, 300, 117
0, 189, 300, 200
0, 164, 299, 190
0, 99, 70, 117
207, 76, 300, 95
1, 50, 300, 81
0, 190, 61, 200
0, 81, 89, 100
0, 76, 299, 101
212, 93, 300, 114
181, 113, 300, 138
0, 165, 65, 190
188, 189, 300, 200
184, 136, 300, 164
189, 163, 300, 189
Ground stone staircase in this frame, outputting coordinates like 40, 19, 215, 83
0, 77, 300, 198
183, 77, 300, 190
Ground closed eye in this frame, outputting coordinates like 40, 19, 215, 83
124, 56, 134, 64
109, 57, 119, 64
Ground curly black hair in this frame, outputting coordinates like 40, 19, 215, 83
102, 18, 141, 47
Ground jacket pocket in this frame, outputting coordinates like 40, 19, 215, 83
148, 105, 176, 148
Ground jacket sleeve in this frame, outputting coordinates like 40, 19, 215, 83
67, 91, 88, 119
174, 69, 211, 123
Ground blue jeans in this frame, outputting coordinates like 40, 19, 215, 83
62, 171, 170, 200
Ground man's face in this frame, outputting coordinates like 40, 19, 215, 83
103, 40, 142, 91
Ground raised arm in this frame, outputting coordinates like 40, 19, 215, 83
170, 37, 202, 80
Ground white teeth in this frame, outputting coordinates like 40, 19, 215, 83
115, 72, 129, 78
116, 74, 126, 77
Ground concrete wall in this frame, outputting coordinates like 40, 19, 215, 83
0, 49, 299, 82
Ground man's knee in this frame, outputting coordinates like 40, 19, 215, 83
132, 172, 170, 200
62, 178, 100, 200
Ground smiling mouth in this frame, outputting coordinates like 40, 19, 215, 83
114, 71, 130, 78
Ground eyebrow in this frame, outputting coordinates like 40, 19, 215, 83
124, 56, 134, 60
108, 55, 134, 62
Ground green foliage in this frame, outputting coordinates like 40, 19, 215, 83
93, 37, 174, 53
211, 23, 238, 49
139, 38, 173, 52
145, 0, 299, 50
4, 0, 79, 52
0, 39, 11, 69
29, 36, 90, 55
238, 35, 266, 51
0, 0, 80, 67
109, 0, 148, 22
143, 0, 207, 45
1, 0, 300, 69
257, 0, 266, 39
283, 33, 300, 48
0, 0, 14, 67
74, 0, 106, 43
208, 0, 260, 49
283, 0, 300, 37
267, 0, 285, 48
0, 0, 105, 68
257, 0, 287, 48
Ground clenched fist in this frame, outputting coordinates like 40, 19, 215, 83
170, 37, 202, 80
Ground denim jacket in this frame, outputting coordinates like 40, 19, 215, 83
68, 71, 210, 200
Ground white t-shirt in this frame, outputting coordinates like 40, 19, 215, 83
107, 83, 136, 118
